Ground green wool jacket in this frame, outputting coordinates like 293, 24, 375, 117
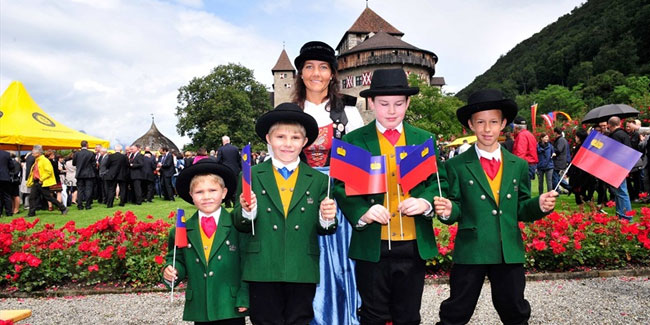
164, 209, 249, 322
440, 145, 549, 264
333, 121, 448, 263
232, 159, 337, 284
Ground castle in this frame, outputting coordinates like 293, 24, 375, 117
271, 6, 444, 123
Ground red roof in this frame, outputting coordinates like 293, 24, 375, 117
271, 49, 295, 72
347, 7, 403, 35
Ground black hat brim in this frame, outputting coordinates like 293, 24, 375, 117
359, 87, 420, 98
456, 99, 518, 129
255, 109, 319, 148
175, 159, 237, 205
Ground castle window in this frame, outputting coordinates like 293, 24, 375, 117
284, 83, 291, 88
280, 73, 287, 79
371, 51, 374, 56
355, 75, 363, 86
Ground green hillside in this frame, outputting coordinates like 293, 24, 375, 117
457, 0, 650, 101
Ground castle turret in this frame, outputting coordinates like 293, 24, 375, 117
271, 49, 296, 106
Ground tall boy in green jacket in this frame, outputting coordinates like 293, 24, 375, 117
233, 103, 338, 324
433, 89, 557, 325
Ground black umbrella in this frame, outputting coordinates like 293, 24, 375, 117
581, 104, 639, 124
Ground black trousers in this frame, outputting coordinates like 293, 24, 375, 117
0, 181, 13, 216
438, 263, 530, 325
143, 180, 154, 201
76, 178, 94, 209
28, 182, 65, 215
162, 175, 174, 200
355, 240, 425, 325
105, 180, 127, 207
94, 176, 105, 203
195, 317, 245, 325
249, 281, 316, 325
131, 179, 143, 204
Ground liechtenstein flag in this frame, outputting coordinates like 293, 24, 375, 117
395, 145, 416, 178
175, 209, 188, 248
345, 155, 388, 195
399, 138, 438, 193
572, 131, 642, 187
241, 144, 252, 205
330, 139, 387, 195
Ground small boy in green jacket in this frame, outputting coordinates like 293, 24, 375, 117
163, 160, 248, 324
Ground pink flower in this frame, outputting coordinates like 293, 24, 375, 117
88, 264, 99, 272
154, 256, 164, 265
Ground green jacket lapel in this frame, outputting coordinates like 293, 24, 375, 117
360, 122, 381, 155
256, 160, 283, 213
186, 213, 207, 266
208, 208, 231, 262
404, 122, 425, 145
463, 146, 496, 203
288, 161, 315, 214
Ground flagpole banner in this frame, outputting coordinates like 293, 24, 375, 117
399, 138, 438, 193
531, 103, 538, 132
572, 131, 642, 187
175, 209, 188, 248
241, 144, 252, 205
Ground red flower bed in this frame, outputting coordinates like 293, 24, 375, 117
0, 211, 172, 292
429, 207, 650, 271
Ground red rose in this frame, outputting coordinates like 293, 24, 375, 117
154, 256, 164, 264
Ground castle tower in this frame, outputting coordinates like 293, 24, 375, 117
271, 49, 296, 106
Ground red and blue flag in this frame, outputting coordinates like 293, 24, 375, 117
175, 209, 188, 248
572, 131, 642, 187
241, 144, 252, 205
330, 138, 387, 195
399, 138, 438, 193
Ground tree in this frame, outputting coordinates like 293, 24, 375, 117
175, 63, 272, 151
406, 74, 465, 140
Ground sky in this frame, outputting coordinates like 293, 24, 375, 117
0, 0, 585, 149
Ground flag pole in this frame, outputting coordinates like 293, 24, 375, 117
553, 161, 573, 193
170, 245, 177, 302
384, 155, 391, 251
249, 143, 255, 236
397, 183, 404, 240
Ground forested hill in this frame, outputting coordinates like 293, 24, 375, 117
457, 0, 650, 100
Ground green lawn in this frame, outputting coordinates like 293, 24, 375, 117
4, 179, 647, 229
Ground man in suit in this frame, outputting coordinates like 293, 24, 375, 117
98, 147, 109, 204
104, 144, 129, 208
158, 147, 175, 201
142, 151, 156, 202
0, 149, 14, 216
217, 136, 241, 176
334, 69, 447, 325
128, 145, 145, 205
73, 140, 97, 210
433, 89, 557, 325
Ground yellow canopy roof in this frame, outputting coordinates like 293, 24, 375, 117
0, 81, 109, 150
445, 135, 477, 147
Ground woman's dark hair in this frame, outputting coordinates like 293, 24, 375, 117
197, 147, 208, 156
292, 62, 343, 113
576, 129, 589, 143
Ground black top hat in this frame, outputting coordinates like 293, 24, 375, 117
359, 68, 419, 98
175, 159, 237, 205
255, 102, 319, 148
456, 89, 518, 128
294, 41, 337, 71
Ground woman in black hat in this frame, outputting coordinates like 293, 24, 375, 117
292, 41, 364, 324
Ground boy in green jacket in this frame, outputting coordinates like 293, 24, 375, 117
233, 103, 338, 324
433, 89, 557, 325
163, 160, 248, 324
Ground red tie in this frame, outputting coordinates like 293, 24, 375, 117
383, 129, 400, 146
201, 216, 217, 238
480, 157, 501, 180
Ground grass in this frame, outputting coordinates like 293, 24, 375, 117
4, 178, 647, 229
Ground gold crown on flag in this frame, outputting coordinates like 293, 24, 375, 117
400, 152, 408, 160
337, 146, 346, 157
421, 147, 429, 157
181, 216, 186, 223
243, 154, 248, 161
590, 139, 603, 149
370, 162, 381, 170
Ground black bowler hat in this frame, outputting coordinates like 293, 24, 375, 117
456, 89, 518, 128
359, 68, 419, 98
255, 102, 319, 148
175, 159, 237, 205
294, 41, 338, 70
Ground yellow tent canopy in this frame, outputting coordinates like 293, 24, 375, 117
0, 81, 109, 150
445, 135, 477, 147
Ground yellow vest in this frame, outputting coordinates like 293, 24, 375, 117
377, 129, 417, 241
273, 166, 299, 217
484, 155, 504, 206
199, 216, 217, 261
